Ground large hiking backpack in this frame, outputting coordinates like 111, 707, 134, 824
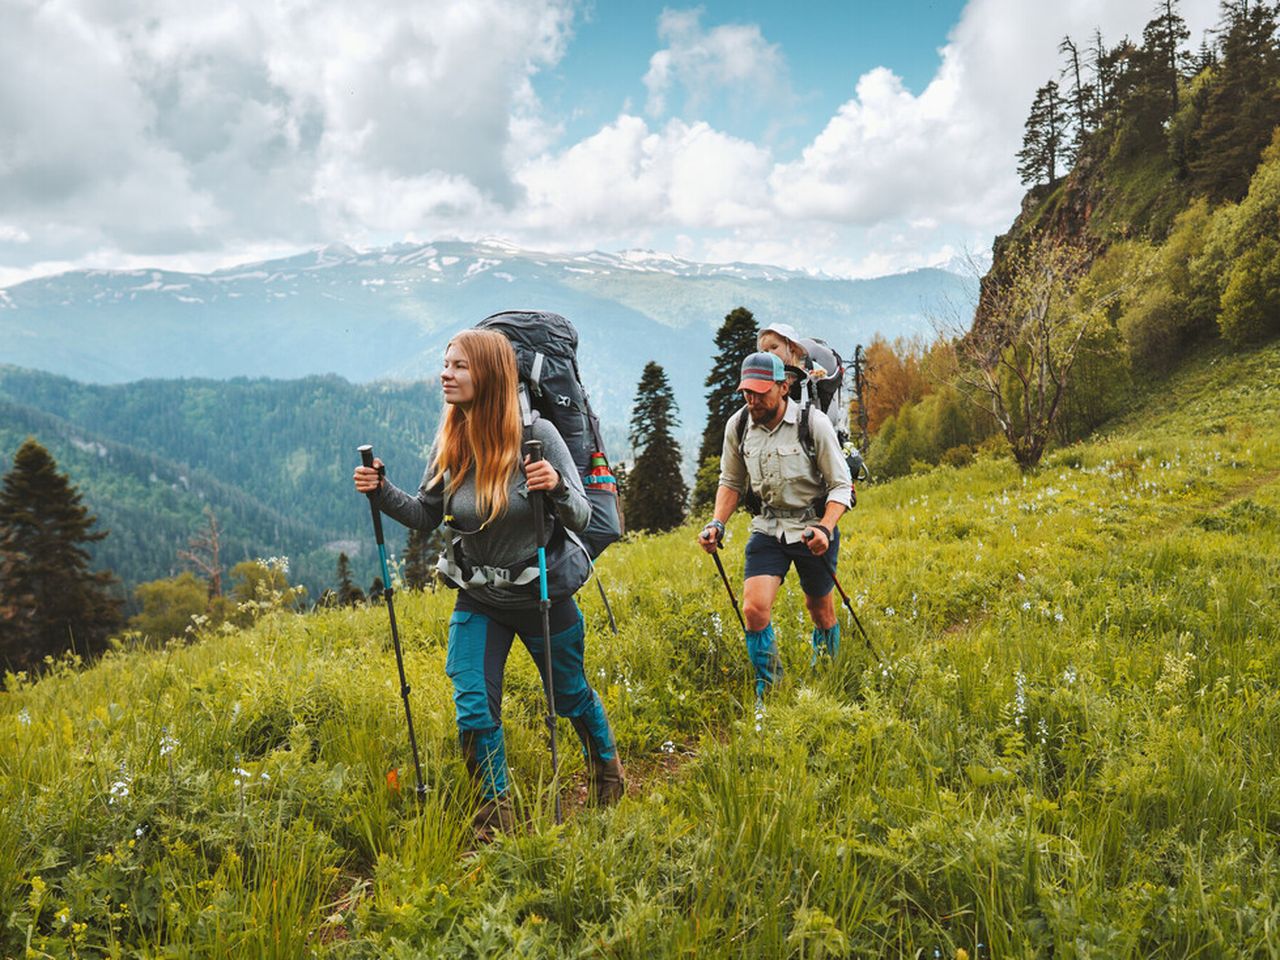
474, 310, 623, 558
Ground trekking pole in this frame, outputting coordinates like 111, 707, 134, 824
358, 445, 427, 800
595, 577, 618, 634
525, 439, 563, 826
705, 532, 746, 632
802, 529, 880, 662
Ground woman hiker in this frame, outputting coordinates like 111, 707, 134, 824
353, 328, 624, 841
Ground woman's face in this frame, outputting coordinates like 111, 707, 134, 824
441, 342, 476, 407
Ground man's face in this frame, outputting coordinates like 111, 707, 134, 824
742, 381, 787, 424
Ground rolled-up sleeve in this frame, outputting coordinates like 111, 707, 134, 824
809, 412, 852, 508
718, 409, 748, 494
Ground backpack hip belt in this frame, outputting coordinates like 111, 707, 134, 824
761, 502, 821, 521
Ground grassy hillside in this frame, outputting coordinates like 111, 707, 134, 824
2, 341, 1278, 958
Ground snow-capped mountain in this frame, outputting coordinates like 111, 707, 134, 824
0, 239, 977, 428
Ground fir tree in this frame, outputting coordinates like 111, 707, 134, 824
0, 438, 122, 670
336, 552, 364, 606
1017, 81, 1066, 185
693, 307, 758, 508
1188, 1, 1280, 199
624, 362, 688, 532
1060, 35, 1096, 161
402, 527, 435, 591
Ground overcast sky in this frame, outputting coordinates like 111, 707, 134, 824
0, 0, 1222, 287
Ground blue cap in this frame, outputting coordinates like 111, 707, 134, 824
737, 351, 787, 392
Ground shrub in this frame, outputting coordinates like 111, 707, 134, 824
1219, 236, 1280, 345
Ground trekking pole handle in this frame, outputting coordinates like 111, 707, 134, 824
357, 444, 386, 545
523, 439, 546, 548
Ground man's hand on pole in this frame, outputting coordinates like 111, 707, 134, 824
698, 519, 725, 554
802, 524, 831, 555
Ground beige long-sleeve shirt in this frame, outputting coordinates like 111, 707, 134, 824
718, 399, 853, 543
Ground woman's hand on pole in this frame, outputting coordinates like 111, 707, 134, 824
522, 454, 560, 492
354, 458, 384, 494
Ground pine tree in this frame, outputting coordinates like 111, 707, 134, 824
1188, 1, 1280, 200
624, 362, 688, 532
402, 527, 435, 591
0, 438, 122, 670
336, 552, 364, 606
1017, 81, 1066, 186
693, 307, 758, 508
1145, 0, 1190, 116
1059, 35, 1096, 161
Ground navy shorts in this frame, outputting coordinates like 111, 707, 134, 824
744, 527, 840, 598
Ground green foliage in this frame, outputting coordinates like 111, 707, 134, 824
1219, 236, 1280, 346
0, 369, 441, 600
129, 572, 210, 642
625, 362, 688, 532
0, 438, 122, 671
2, 340, 1278, 957
695, 307, 758, 494
336, 553, 365, 607
872, 385, 994, 480
1, 342, 1279, 956
229, 557, 306, 626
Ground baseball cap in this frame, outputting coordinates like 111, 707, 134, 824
737, 351, 787, 393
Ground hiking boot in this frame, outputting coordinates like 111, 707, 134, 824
589, 755, 626, 807
471, 796, 515, 844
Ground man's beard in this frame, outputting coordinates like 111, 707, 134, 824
748, 397, 780, 424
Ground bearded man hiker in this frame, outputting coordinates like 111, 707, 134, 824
697, 351, 853, 703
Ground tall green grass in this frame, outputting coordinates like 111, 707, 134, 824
3, 341, 1279, 957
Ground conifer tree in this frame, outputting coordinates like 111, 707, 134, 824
402, 527, 435, 591
1018, 81, 1066, 185
1189, 1, 1280, 199
0, 438, 122, 670
624, 362, 688, 532
693, 307, 758, 507
1059, 34, 1099, 162
336, 552, 364, 606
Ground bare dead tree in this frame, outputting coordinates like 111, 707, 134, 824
949, 239, 1115, 470
178, 507, 223, 597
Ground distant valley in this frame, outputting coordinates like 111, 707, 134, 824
0, 239, 979, 428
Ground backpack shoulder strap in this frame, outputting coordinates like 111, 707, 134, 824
518, 383, 535, 445
733, 404, 750, 447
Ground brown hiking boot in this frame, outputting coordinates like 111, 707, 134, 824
589, 756, 626, 807
471, 796, 515, 844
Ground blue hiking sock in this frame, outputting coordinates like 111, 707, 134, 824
744, 624, 781, 692
810, 623, 841, 664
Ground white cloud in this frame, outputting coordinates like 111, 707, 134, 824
0, 0, 575, 272
517, 115, 773, 233
0, 0, 1227, 284
643, 7, 789, 118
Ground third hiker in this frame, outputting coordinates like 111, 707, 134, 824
696, 350, 853, 699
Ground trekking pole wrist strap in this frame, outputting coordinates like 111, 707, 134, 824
705, 519, 725, 542
810, 523, 832, 541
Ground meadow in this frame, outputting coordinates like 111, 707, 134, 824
3, 341, 1279, 958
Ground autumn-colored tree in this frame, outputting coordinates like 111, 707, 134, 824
862, 336, 931, 435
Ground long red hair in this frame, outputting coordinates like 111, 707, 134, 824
429, 329, 523, 524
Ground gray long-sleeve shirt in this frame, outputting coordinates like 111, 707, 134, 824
373, 417, 589, 607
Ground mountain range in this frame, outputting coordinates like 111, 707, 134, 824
0, 239, 980, 430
